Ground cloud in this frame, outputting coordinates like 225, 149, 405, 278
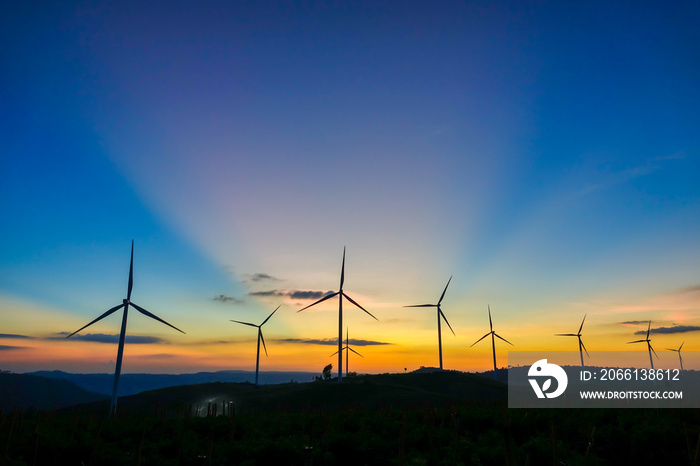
0, 345, 23, 351
289, 290, 335, 299
0, 334, 32, 339
635, 325, 700, 335
673, 284, 700, 294
655, 151, 685, 161
248, 290, 282, 297
55, 332, 167, 344
213, 294, 244, 304
275, 338, 392, 346
577, 155, 686, 197
132, 353, 176, 359
246, 273, 282, 283
249, 290, 334, 300
381, 318, 414, 324
620, 321, 651, 326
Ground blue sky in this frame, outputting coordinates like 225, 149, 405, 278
1, 1, 699, 374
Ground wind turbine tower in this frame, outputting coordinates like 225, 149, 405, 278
330, 328, 364, 376
627, 320, 658, 369
471, 305, 513, 380
231, 305, 281, 385
555, 314, 589, 367
404, 276, 455, 370
666, 342, 685, 371
66, 241, 185, 415
298, 248, 377, 383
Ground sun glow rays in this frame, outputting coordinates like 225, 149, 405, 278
3, 2, 700, 376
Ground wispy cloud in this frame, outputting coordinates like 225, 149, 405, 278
635, 325, 700, 335
381, 318, 415, 324
655, 151, 686, 161
275, 338, 392, 346
245, 273, 283, 283
213, 294, 244, 304
620, 321, 652, 326
249, 289, 335, 300
578, 164, 656, 196
578, 153, 686, 196
0, 345, 24, 351
131, 353, 177, 359
672, 284, 700, 295
54, 332, 167, 344
0, 334, 32, 339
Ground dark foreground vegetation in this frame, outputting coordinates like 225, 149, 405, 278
2, 371, 699, 465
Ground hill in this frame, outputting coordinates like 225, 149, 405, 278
104, 370, 507, 415
29, 369, 318, 396
0, 373, 107, 411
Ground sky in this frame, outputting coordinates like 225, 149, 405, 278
2, 1, 700, 376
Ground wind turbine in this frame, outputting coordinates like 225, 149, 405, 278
66, 241, 185, 415
627, 320, 658, 369
298, 247, 377, 383
666, 342, 685, 371
230, 305, 280, 385
330, 328, 364, 377
555, 314, 589, 367
403, 276, 455, 370
471, 305, 513, 380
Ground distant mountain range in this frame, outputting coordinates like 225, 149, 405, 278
0, 373, 107, 411
28, 370, 319, 396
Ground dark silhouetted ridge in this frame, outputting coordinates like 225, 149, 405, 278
0, 373, 107, 410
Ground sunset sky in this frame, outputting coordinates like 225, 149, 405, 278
2, 1, 699, 376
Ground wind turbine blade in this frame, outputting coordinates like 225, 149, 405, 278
488, 305, 493, 332
578, 314, 587, 334
580, 338, 590, 357
342, 292, 378, 320
66, 303, 125, 338
439, 309, 455, 336
470, 332, 491, 347
230, 320, 258, 328
297, 292, 339, 312
340, 247, 346, 290
555, 334, 578, 337
438, 276, 452, 305
627, 340, 646, 344
131, 302, 186, 334
666, 348, 678, 352
329, 350, 340, 357
403, 304, 437, 308
260, 330, 268, 357
680, 341, 685, 351
348, 347, 364, 358
646, 320, 651, 339
494, 333, 514, 346
261, 305, 281, 326
127, 240, 134, 301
